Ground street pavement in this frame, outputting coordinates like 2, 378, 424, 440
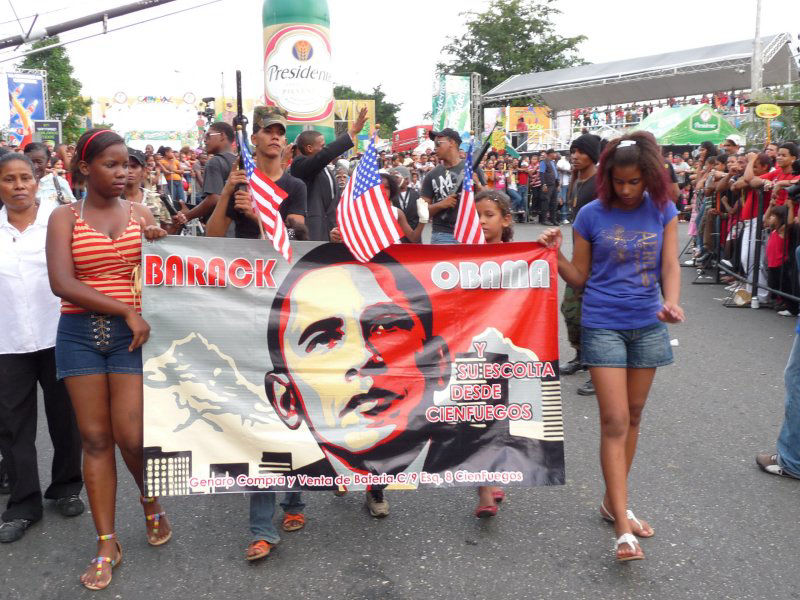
1, 223, 798, 600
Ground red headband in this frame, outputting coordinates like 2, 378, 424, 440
81, 129, 113, 161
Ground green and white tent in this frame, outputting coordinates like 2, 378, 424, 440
631, 105, 741, 145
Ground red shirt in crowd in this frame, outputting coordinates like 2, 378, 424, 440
767, 230, 788, 268
761, 169, 800, 208
740, 188, 771, 220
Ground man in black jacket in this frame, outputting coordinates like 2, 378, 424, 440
290, 107, 368, 241
390, 166, 420, 224
539, 149, 560, 225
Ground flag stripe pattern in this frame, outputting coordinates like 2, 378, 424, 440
238, 130, 292, 261
336, 135, 403, 262
453, 139, 486, 245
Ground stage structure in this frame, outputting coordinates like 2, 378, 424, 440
484, 34, 799, 111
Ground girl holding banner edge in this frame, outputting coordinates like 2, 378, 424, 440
46, 129, 169, 590
473, 189, 515, 517
538, 131, 684, 562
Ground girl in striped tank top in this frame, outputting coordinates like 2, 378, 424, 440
46, 129, 169, 591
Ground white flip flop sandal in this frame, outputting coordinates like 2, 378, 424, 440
615, 532, 644, 562
600, 501, 655, 538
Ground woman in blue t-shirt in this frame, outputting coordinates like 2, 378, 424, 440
539, 131, 684, 562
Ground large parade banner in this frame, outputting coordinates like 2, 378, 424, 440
141, 238, 564, 496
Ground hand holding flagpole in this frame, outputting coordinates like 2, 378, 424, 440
232, 69, 266, 241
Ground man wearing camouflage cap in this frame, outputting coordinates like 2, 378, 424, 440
206, 106, 308, 562
207, 106, 307, 240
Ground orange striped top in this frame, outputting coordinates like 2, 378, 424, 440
61, 202, 142, 314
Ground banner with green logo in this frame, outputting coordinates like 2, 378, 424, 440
632, 105, 740, 145
431, 74, 471, 143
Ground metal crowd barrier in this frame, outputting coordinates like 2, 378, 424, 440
682, 188, 800, 311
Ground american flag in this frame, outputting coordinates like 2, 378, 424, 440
238, 130, 292, 261
336, 135, 402, 262
453, 139, 485, 244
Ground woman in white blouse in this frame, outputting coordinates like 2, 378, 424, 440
0, 152, 83, 544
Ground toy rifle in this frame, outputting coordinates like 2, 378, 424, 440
449, 120, 502, 199
231, 69, 265, 239
472, 120, 501, 171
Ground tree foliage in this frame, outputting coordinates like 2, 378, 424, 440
334, 84, 402, 137
738, 85, 800, 145
439, 0, 586, 101
20, 37, 92, 143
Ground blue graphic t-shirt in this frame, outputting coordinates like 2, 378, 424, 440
573, 194, 678, 330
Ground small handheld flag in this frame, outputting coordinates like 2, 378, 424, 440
336, 135, 403, 262
453, 139, 486, 244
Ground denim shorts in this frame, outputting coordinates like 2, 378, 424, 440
55, 313, 143, 380
580, 321, 673, 369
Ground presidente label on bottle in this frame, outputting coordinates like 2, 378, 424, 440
263, 24, 334, 122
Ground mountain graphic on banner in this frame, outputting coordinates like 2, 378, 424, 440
143, 332, 278, 432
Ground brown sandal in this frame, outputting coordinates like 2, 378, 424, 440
282, 513, 305, 532
81, 533, 122, 591
246, 540, 271, 561
141, 496, 173, 546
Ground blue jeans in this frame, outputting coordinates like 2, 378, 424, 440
777, 333, 800, 476
430, 230, 459, 244
517, 185, 528, 213
560, 186, 570, 221
507, 188, 524, 212
249, 491, 304, 543
695, 199, 706, 253
169, 179, 186, 203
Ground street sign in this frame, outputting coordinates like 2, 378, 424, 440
755, 104, 781, 119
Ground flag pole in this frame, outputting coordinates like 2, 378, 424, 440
238, 125, 267, 241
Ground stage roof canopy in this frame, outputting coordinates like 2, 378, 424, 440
483, 33, 799, 111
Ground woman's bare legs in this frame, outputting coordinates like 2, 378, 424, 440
591, 367, 656, 558
65, 375, 120, 588
108, 374, 170, 544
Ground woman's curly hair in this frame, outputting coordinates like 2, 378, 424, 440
596, 130, 672, 209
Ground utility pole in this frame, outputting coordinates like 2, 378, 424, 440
0, 0, 177, 51
751, 0, 763, 96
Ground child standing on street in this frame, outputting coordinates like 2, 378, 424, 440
472, 190, 514, 517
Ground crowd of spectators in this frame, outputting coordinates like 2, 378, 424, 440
681, 137, 800, 316
361, 146, 576, 226
571, 90, 751, 131
4, 117, 797, 324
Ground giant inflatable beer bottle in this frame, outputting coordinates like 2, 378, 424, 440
262, 0, 335, 143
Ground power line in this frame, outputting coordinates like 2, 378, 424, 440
0, 4, 70, 26
0, 0, 223, 63
5, 0, 26, 37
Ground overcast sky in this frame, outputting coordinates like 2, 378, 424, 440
0, 0, 797, 128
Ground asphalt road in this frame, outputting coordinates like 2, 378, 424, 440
2, 223, 797, 600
